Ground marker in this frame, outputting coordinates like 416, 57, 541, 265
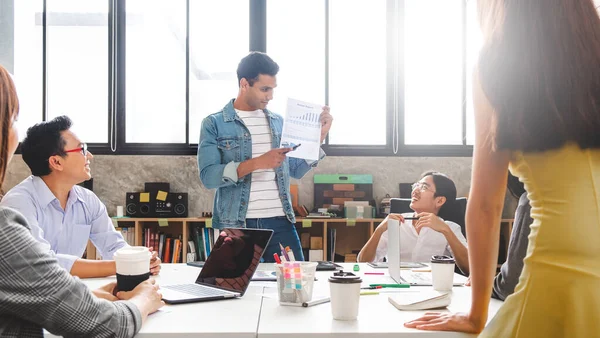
302, 297, 330, 307
279, 243, 290, 261
273, 253, 282, 264
360, 291, 380, 296
361, 286, 382, 290
285, 246, 296, 262
364, 272, 384, 275
369, 283, 410, 288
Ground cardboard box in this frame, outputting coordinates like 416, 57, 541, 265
309, 250, 324, 262
344, 253, 358, 262
310, 236, 323, 250
300, 233, 310, 249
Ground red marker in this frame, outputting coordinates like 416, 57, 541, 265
273, 253, 282, 264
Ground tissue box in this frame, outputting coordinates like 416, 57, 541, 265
344, 205, 375, 219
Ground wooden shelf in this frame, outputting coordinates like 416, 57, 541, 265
113, 217, 516, 264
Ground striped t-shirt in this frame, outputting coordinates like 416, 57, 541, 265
236, 109, 285, 219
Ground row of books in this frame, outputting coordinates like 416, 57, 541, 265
115, 227, 135, 246
142, 227, 184, 263
188, 225, 221, 262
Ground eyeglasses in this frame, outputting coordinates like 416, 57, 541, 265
64, 143, 88, 156
412, 181, 436, 193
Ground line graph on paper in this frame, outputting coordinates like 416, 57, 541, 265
280, 98, 322, 161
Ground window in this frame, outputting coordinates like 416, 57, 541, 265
47, 0, 109, 143
266, 0, 325, 121
188, 0, 249, 145
404, 0, 464, 145
9, 0, 474, 156
466, 0, 481, 145
328, 0, 387, 145
10, 0, 43, 141
125, 0, 186, 143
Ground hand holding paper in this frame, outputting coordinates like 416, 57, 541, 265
280, 98, 327, 161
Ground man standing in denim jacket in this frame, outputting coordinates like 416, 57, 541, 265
197, 52, 333, 262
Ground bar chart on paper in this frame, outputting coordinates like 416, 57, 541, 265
280, 98, 322, 161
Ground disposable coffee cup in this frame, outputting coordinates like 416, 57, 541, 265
114, 246, 151, 292
430, 255, 455, 291
328, 270, 362, 321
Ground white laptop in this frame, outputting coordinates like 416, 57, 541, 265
386, 219, 467, 286
161, 228, 273, 304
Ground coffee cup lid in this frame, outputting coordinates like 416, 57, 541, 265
114, 246, 151, 261
328, 270, 362, 284
430, 255, 455, 264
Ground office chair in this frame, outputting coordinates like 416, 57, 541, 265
390, 197, 467, 237
390, 197, 469, 276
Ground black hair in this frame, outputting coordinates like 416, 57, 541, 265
507, 172, 526, 199
21, 115, 72, 176
236, 52, 279, 87
420, 171, 457, 214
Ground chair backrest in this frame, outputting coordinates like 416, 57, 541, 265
390, 197, 467, 237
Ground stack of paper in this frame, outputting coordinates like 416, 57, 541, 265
388, 291, 451, 311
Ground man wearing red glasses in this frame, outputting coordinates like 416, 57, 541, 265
0, 116, 160, 295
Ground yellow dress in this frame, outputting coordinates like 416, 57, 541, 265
481, 143, 600, 337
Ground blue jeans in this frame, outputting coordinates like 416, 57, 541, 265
245, 216, 305, 262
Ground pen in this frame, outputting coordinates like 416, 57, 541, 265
302, 297, 330, 307
364, 272, 384, 275
403, 217, 420, 220
369, 283, 410, 288
279, 243, 290, 261
285, 246, 296, 262
361, 286, 382, 290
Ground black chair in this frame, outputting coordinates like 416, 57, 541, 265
390, 197, 469, 276
390, 197, 467, 237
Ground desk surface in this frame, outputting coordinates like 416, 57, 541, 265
49, 263, 502, 338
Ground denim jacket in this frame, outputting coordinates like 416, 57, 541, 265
197, 99, 325, 228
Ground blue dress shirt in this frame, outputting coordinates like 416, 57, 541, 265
0, 176, 128, 272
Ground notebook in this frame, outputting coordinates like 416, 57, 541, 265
161, 228, 273, 304
388, 290, 451, 311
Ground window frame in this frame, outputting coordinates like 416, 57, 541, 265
13, 0, 473, 157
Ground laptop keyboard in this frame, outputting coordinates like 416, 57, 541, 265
164, 284, 231, 297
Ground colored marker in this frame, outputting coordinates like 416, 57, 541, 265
364, 272, 385, 275
369, 283, 410, 288
273, 253, 282, 264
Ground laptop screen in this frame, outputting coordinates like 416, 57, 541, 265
195, 228, 273, 294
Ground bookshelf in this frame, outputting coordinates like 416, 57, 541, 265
111, 217, 515, 263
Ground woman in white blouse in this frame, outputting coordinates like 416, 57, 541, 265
357, 171, 469, 274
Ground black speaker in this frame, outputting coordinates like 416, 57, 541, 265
125, 192, 152, 217
125, 192, 188, 218
154, 192, 188, 218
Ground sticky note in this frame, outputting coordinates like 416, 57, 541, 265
156, 190, 168, 201
347, 219, 356, 226
158, 219, 169, 227
140, 192, 150, 203
205, 218, 213, 228
302, 219, 312, 228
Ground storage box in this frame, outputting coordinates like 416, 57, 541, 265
310, 237, 323, 250
314, 174, 373, 209
344, 205, 375, 219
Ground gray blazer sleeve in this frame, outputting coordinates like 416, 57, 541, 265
492, 193, 533, 301
0, 207, 142, 338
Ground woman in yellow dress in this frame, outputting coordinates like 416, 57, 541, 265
405, 0, 600, 336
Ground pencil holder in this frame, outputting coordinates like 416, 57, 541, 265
275, 262, 317, 304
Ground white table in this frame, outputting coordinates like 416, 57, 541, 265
46, 263, 502, 337
257, 263, 503, 338
47, 264, 263, 338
